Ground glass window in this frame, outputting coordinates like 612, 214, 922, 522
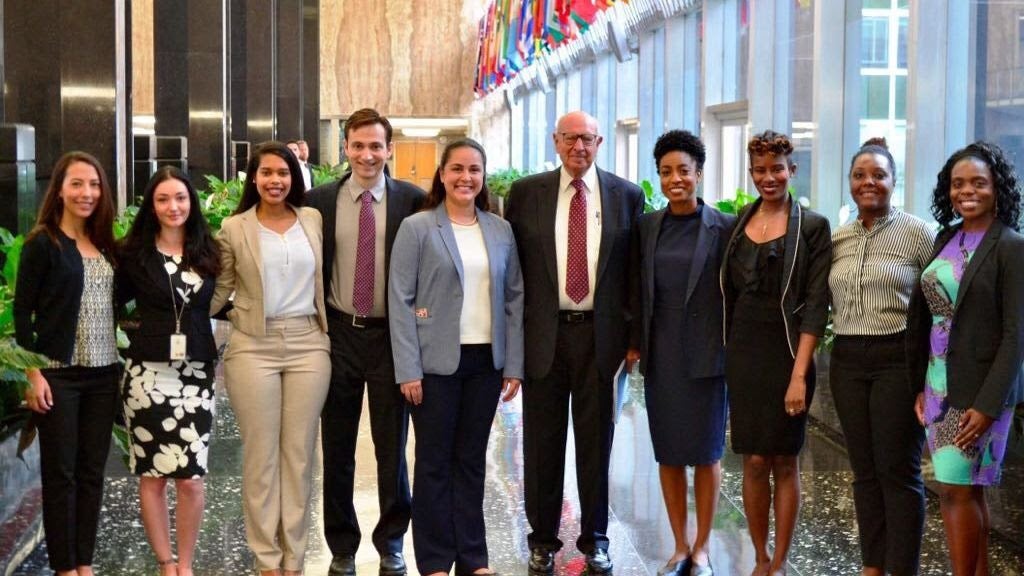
894, 75, 906, 120
789, 0, 815, 201
864, 0, 890, 8
861, 17, 889, 67
897, 17, 908, 68
974, 1, 1024, 167
862, 75, 890, 119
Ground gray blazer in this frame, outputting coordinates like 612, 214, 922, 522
388, 204, 525, 384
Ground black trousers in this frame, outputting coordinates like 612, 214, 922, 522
523, 318, 613, 554
321, 316, 411, 556
37, 364, 119, 571
410, 344, 502, 574
831, 333, 925, 575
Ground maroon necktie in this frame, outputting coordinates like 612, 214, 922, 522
566, 179, 589, 303
352, 190, 375, 315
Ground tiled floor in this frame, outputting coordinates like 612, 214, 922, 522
13, 372, 1024, 575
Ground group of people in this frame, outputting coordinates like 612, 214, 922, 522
11, 106, 1022, 576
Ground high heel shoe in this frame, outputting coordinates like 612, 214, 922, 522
656, 557, 692, 576
690, 556, 713, 576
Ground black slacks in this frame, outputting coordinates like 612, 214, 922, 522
523, 318, 613, 554
410, 344, 502, 574
321, 315, 411, 556
831, 333, 925, 575
37, 364, 119, 571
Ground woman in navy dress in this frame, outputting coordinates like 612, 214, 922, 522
630, 130, 734, 576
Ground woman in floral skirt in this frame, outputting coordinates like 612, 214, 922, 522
118, 166, 222, 576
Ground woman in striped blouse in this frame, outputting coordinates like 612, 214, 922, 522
828, 138, 934, 576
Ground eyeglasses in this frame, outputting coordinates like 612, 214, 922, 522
559, 133, 599, 146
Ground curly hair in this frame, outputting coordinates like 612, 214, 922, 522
931, 141, 1021, 231
747, 130, 793, 160
849, 137, 897, 182
653, 130, 706, 170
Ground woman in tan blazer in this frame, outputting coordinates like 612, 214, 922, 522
211, 141, 330, 576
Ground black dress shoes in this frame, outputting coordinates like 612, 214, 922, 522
328, 554, 356, 576
584, 549, 613, 575
528, 548, 555, 575
379, 552, 407, 576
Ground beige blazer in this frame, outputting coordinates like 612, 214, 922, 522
211, 204, 329, 336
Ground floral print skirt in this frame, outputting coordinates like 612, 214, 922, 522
121, 357, 215, 478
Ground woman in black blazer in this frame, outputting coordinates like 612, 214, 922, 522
118, 166, 221, 576
629, 130, 733, 576
720, 131, 831, 576
907, 141, 1024, 575
14, 151, 120, 576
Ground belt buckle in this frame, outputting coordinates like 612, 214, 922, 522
351, 315, 367, 329
566, 311, 585, 323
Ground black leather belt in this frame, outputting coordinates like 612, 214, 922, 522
327, 307, 387, 329
558, 310, 593, 324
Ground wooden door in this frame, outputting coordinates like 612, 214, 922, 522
393, 140, 437, 191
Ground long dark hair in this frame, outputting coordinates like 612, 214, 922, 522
29, 151, 117, 255
120, 166, 221, 278
422, 138, 491, 212
234, 141, 306, 215
931, 141, 1021, 231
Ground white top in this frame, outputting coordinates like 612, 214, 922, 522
452, 220, 492, 344
555, 165, 601, 310
259, 220, 318, 318
301, 163, 313, 191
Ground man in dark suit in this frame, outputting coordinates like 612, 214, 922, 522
306, 108, 425, 576
505, 111, 643, 575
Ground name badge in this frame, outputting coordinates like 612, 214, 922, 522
170, 334, 188, 361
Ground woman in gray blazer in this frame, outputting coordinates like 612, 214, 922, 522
388, 138, 524, 576
907, 141, 1024, 575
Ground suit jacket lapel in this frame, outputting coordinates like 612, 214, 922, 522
144, 248, 173, 298
384, 176, 402, 271
539, 171, 560, 294
435, 206, 465, 285
686, 203, 713, 305
295, 208, 324, 284
479, 213, 502, 297
644, 209, 665, 307
596, 168, 618, 291
240, 206, 265, 281
956, 221, 1002, 310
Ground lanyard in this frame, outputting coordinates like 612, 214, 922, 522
161, 253, 187, 335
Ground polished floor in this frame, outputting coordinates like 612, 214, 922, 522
14, 370, 1024, 575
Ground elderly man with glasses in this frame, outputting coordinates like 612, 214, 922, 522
505, 110, 643, 575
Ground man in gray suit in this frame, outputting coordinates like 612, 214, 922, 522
505, 111, 643, 575
306, 108, 424, 576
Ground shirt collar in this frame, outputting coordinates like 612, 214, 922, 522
855, 207, 898, 234
346, 173, 386, 203
559, 165, 599, 197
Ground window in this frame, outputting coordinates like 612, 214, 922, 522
861, 17, 889, 67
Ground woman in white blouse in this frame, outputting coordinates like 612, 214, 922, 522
211, 141, 330, 576
388, 138, 524, 576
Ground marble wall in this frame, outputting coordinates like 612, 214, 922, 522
320, 0, 487, 118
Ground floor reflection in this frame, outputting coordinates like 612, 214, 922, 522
13, 369, 1024, 575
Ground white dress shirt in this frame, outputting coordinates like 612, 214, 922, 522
555, 165, 601, 310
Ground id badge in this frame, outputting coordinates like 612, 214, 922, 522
170, 333, 188, 361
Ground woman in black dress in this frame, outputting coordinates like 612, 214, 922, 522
631, 130, 734, 576
15, 151, 120, 576
118, 166, 221, 576
721, 131, 831, 576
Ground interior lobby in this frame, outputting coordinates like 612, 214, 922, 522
1, 1, 1024, 575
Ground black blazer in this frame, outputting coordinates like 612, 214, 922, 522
907, 221, 1024, 418
14, 230, 117, 364
117, 247, 218, 362
305, 172, 425, 313
630, 200, 736, 378
720, 198, 832, 357
506, 167, 644, 381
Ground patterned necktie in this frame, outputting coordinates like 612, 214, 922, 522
352, 190, 375, 315
566, 179, 589, 303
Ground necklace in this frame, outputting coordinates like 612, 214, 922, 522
756, 207, 783, 240
450, 214, 478, 226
